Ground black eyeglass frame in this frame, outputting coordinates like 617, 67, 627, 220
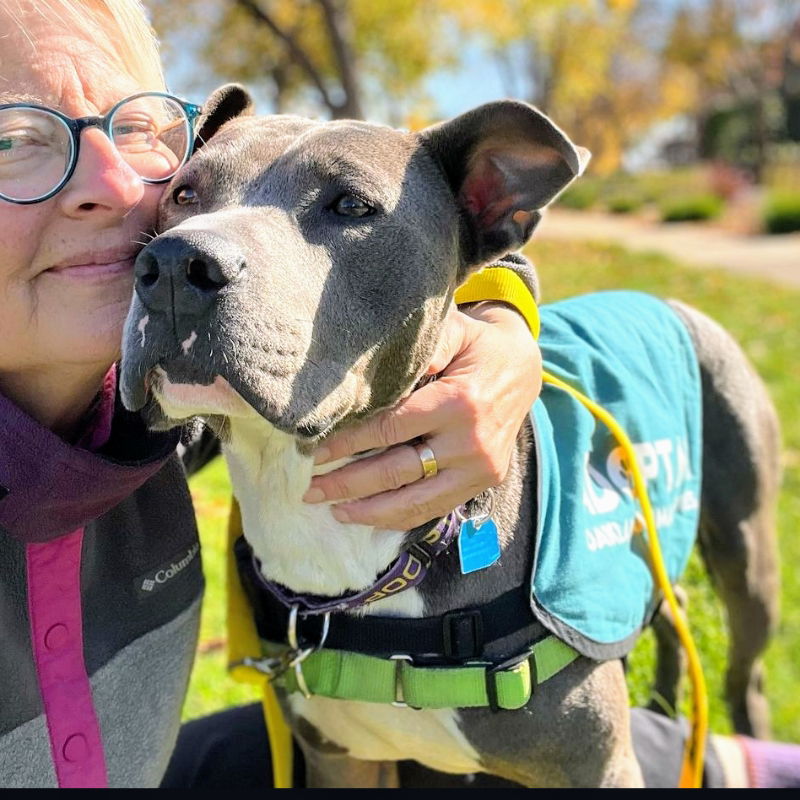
0, 91, 202, 205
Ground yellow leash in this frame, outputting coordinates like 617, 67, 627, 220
260, 684, 293, 788
541, 371, 708, 788
227, 501, 294, 788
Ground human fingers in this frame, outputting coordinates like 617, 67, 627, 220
309, 305, 539, 514
328, 466, 482, 530
303, 441, 429, 504
311, 379, 457, 466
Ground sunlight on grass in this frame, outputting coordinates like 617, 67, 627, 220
185, 238, 800, 742
183, 461, 260, 721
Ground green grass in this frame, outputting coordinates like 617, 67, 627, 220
181, 467, 261, 719
186, 238, 800, 743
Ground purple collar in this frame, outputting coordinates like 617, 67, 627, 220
0, 368, 179, 543
251, 512, 461, 615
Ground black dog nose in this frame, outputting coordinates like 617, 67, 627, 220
134, 231, 244, 320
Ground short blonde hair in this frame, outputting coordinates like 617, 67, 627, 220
2, 0, 166, 92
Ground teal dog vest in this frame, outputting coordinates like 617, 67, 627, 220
530, 291, 702, 659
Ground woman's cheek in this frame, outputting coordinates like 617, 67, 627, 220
0, 203, 41, 280
0, 206, 41, 368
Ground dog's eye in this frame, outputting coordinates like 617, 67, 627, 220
173, 186, 198, 206
331, 194, 374, 218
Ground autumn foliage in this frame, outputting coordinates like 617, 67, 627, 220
147, 0, 798, 176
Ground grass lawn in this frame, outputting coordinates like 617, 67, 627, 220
184, 238, 800, 743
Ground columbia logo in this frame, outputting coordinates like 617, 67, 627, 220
135, 542, 201, 598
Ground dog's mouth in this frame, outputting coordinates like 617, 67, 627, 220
127, 359, 346, 443
148, 368, 256, 421
120, 290, 415, 444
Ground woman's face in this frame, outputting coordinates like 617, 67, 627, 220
0, 18, 163, 376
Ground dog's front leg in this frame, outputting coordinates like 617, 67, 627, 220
303, 750, 399, 789
293, 716, 399, 788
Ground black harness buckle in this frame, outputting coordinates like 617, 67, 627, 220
443, 609, 484, 660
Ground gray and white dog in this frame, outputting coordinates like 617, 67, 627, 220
120, 86, 780, 788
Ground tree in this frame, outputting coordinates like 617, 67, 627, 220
146, 0, 792, 175
782, 17, 800, 141
147, 0, 461, 122
450, 0, 665, 174
454, 0, 795, 174
661, 0, 795, 178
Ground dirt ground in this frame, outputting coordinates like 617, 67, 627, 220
537, 208, 800, 288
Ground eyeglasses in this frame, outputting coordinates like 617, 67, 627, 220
0, 92, 202, 204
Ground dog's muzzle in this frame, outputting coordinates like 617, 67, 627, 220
134, 229, 245, 329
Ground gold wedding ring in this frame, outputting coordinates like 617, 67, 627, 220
414, 443, 439, 480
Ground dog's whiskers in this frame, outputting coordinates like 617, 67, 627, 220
133, 230, 157, 246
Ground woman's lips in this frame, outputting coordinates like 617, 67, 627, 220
45, 257, 137, 280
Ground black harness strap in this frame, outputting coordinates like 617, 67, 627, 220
235, 537, 545, 664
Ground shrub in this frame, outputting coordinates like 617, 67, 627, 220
634, 168, 706, 205
762, 192, 800, 234
557, 179, 600, 210
660, 193, 723, 223
607, 194, 643, 214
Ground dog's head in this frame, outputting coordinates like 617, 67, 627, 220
120, 85, 588, 442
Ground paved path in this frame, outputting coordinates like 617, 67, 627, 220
537, 209, 800, 288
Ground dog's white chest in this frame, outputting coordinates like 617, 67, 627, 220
223, 416, 483, 774
288, 695, 483, 774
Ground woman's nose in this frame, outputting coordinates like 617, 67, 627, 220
57, 127, 145, 218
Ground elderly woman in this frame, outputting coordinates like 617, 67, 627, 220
0, 0, 539, 786
0, 0, 795, 790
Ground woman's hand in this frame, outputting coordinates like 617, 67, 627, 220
302, 302, 542, 530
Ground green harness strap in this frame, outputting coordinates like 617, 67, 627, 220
262, 634, 578, 710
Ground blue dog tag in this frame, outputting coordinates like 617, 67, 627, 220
458, 518, 501, 574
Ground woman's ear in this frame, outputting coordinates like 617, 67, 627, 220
193, 84, 255, 152
420, 101, 590, 268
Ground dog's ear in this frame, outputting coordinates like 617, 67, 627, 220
420, 101, 590, 267
193, 84, 255, 152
